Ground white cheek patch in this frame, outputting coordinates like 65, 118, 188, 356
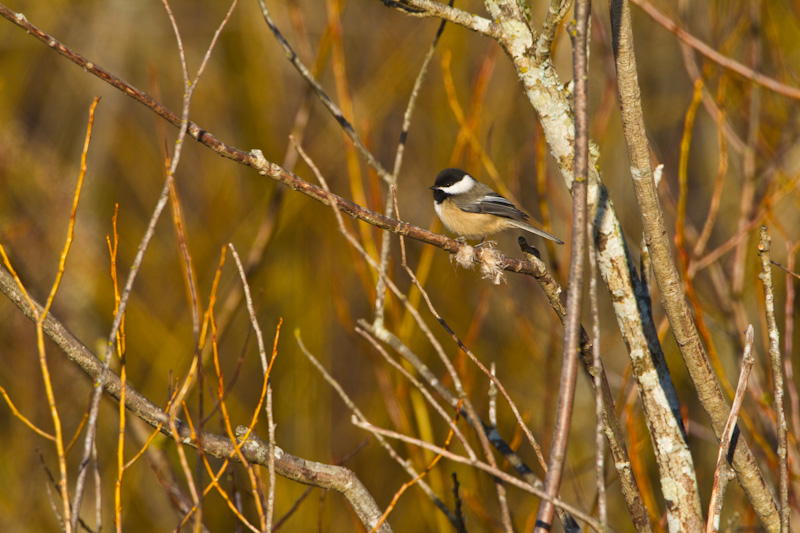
438, 175, 476, 195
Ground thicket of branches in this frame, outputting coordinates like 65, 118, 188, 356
0, 0, 798, 531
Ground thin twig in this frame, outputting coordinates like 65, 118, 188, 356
171, 405, 204, 528
18, 95, 100, 532
373, 0, 449, 330
758, 226, 789, 531
351, 418, 602, 532
384, 0, 501, 38
266, 321, 283, 531
779, 240, 800, 442
706, 325, 755, 533
771, 260, 800, 281
588, 210, 607, 530
0, 384, 54, 440
109, 205, 127, 533
257, 0, 390, 181
229, 244, 269, 373
535, 0, 591, 529
266, 386, 276, 530
356, 327, 477, 460
92, 439, 101, 532
534, 0, 574, 62
169, 179, 201, 344
218, 245, 273, 530
631, 0, 800, 100
488, 362, 498, 428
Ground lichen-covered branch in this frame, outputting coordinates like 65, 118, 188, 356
608, 0, 778, 529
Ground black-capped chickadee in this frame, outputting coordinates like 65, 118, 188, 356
430, 168, 563, 244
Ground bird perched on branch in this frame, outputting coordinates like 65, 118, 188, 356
430, 168, 563, 245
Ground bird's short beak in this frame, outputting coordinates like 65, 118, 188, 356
429, 185, 438, 190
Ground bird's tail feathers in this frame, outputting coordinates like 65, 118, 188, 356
507, 219, 564, 245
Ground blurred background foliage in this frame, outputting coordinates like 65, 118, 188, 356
0, 0, 799, 531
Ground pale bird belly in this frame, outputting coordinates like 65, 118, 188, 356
435, 201, 508, 240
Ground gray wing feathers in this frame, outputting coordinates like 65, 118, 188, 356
458, 188, 564, 244
463, 193, 529, 221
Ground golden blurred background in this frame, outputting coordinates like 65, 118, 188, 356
1, 0, 799, 530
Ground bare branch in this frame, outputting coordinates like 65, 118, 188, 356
588, 213, 607, 531
609, 0, 776, 528
351, 417, 602, 532
534, 0, 591, 528
706, 326, 755, 533
758, 227, 790, 531
387, 0, 501, 38
534, 0, 574, 62
0, 264, 388, 533
631, 0, 800, 100
518, 238, 651, 530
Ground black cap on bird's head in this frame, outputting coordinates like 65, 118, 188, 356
430, 168, 470, 191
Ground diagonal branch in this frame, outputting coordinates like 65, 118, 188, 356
631, 0, 800, 101
706, 325, 755, 533
0, 4, 548, 279
0, 265, 391, 533
257, 0, 390, 182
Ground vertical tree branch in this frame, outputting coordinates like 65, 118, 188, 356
470, 0, 710, 524
534, 0, 590, 529
588, 220, 608, 531
758, 226, 789, 531
608, 0, 777, 529
519, 238, 652, 532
